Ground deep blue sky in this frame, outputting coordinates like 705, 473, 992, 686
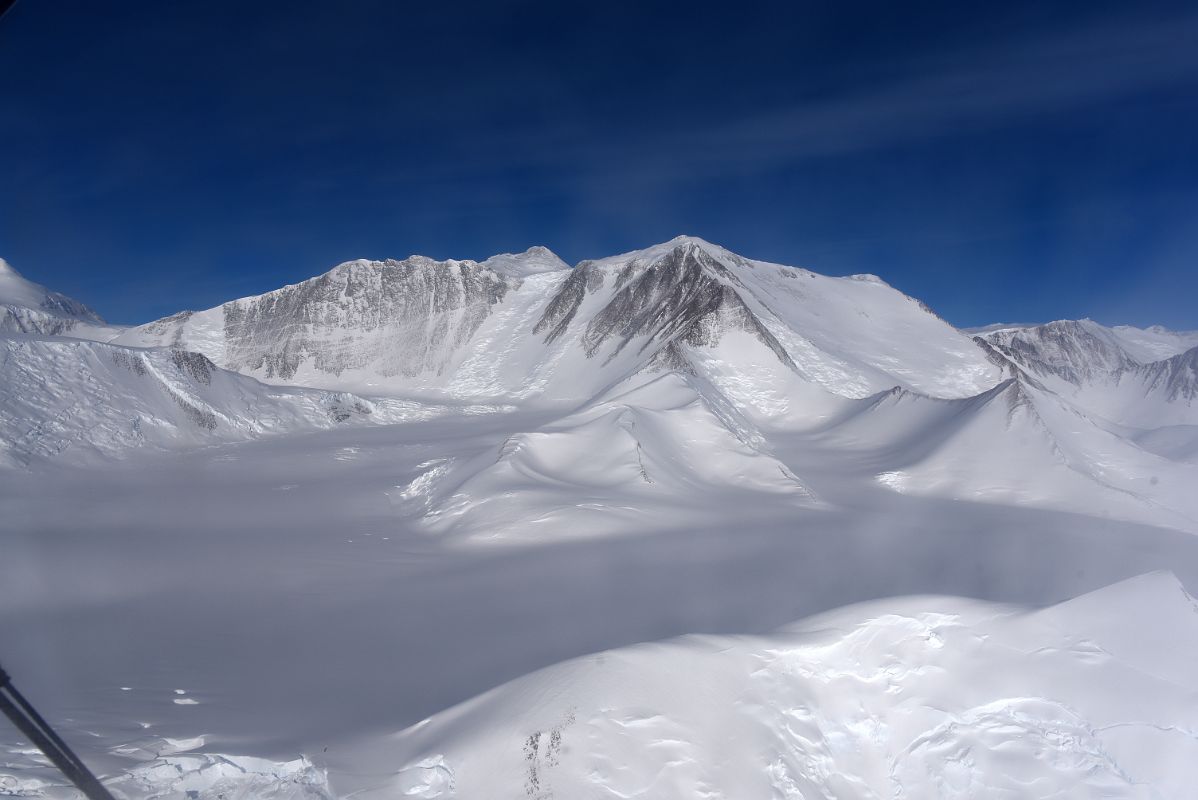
2, 1, 1196, 328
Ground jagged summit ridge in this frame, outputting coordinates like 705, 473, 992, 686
535, 240, 795, 368
110, 236, 999, 403
976, 318, 1198, 426
3, 240, 1197, 530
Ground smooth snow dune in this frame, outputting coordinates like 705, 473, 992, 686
810, 378, 1198, 529
1131, 424, 1198, 463
342, 571, 1198, 800
4, 566, 1195, 799
3, 413, 1198, 797
410, 372, 818, 543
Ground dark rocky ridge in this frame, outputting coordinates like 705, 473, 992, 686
1131, 346, 1198, 402
220, 257, 515, 380
537, 243, 799, 370
983, 320, 1137, 385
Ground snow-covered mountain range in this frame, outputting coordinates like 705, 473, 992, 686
3, 236, 1194, 526
106, 237, 998, 403
974, 318, 1198, 427
2, 238, 1196, 798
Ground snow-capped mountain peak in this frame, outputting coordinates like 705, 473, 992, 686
975, 317, 1198, 428
105, 237, 1001, 404
981, 318, 1137, 384
482, 245, 569, 278
586, 235, 753, 273
0, 257, 101, 321
0, 257, 115, 338
5, 241, 1198, 800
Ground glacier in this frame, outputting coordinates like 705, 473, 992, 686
2, 237, 1196, 798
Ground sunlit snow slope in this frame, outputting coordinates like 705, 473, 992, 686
0, 258, 124, 340
2, 238, 1197, 799
372, 571, 1198, 800
0, 336, 489, 467
112, 237, 1001, 405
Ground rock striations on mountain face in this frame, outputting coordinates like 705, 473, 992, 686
980, 319, 1137, 384
0, 336, 463, 468
3, 236, 1196, 529
112, 236, 1001, 405
0, 258, 115, 338
4, 241, 1198, 800
115, 255, 530, 386
1127, 345, 1198, 402
976, 319, 1198, 427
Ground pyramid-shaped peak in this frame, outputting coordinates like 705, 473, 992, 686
0, 258, 104, 323
665, 234, 722, 249
655, 234, 738, 258
588, 235, 749, 271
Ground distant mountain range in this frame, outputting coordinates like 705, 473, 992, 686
2, 237, 1195, 528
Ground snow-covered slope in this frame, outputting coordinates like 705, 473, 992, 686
355, 571, 1198, 800
0, 336, 489, 467
111, 254, 531, 391
5, 569, 1195, 799
112, 237, 1000, 412
4, 240, 1194, 533
977, 319, 1198, 428
0, 258, 124, 340
402, 371, 818, 543
810, 378, 1198, 529
3, 237, 1197, 798
1110, 323, 1198, 362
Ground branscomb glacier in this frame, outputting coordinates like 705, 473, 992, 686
1, 237, 1196, 798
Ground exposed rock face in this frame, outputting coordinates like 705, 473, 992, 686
134, 311, 195, 347
970, 336, 1049, 389
0, 307, 79, 336
170, 349, 216, 385
112, 236, 999, 403
0, 336, 444, 466
566, 244, 796, 368
976, 319, 1198, 426
214, 257, 517, 381
0, 257, 108, 336
533, 262, 600, 344
983, 320, 1137, 384
1131, 346, 1198, 402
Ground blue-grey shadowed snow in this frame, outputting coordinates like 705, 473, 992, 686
2, 416, 1196, 763
1, 1, 1196, 329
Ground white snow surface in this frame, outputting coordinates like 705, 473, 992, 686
0, 258, 125, 341
975, 318, 1198, 429
108, 236, 1001, 402
3, 239, 1198, 798
367, 571, 1198, 800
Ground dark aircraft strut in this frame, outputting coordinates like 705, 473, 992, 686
0, 662, 116, 800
